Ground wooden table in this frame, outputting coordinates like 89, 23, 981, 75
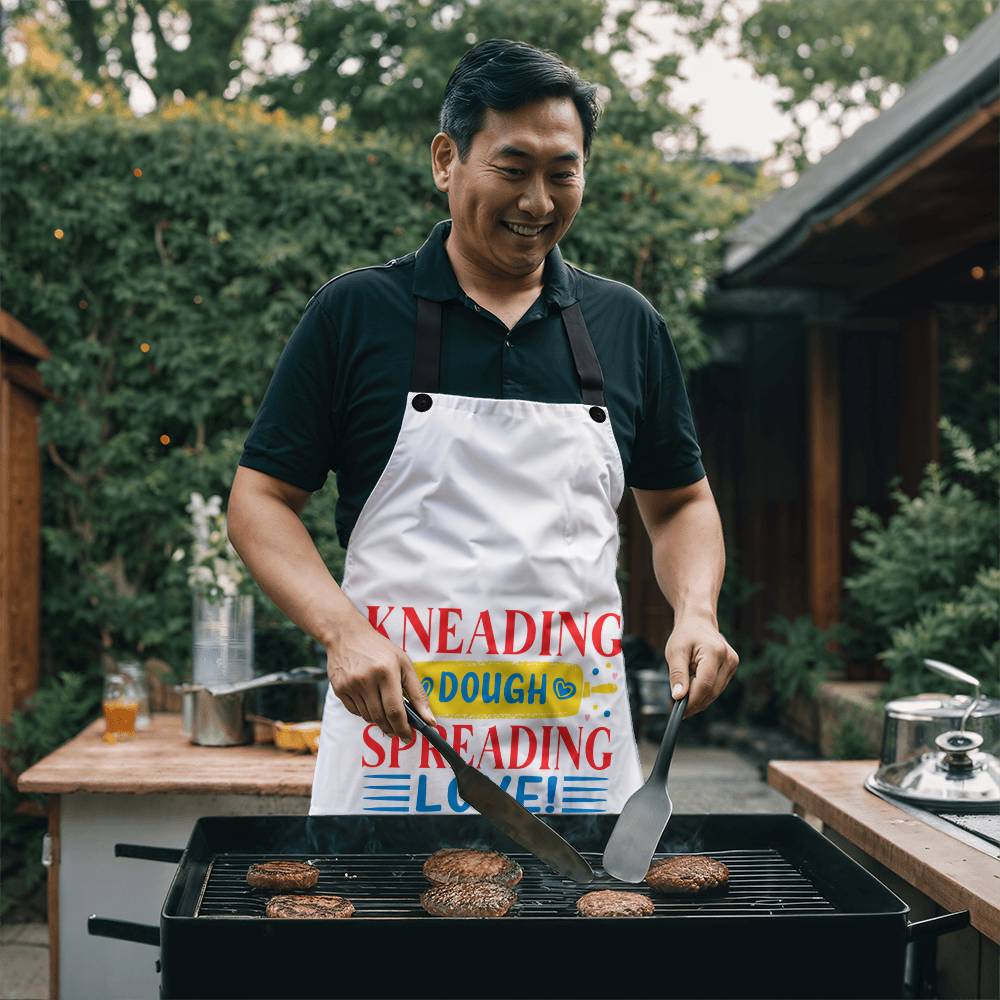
18, 713, 316, 1000
18, 712, 317, 796
769, 759, 1000, 999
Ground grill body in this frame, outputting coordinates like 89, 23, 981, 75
154, 814, 908, 999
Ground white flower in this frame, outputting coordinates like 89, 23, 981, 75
172, 548, 185, 562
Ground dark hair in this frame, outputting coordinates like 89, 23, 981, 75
439, 39, 601, 162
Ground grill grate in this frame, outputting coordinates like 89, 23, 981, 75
194, 848, 839, 919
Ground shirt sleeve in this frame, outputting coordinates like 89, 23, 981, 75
626, 315, 705, 489
238, 296, 340, 492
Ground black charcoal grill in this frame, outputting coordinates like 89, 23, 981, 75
89, 813, 968, 999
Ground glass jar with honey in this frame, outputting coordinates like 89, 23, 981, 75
102, 672, 139, 743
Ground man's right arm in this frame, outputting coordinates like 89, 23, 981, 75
226, 466, 435, 739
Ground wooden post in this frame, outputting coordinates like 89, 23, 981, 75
48, 796, 60, 1000
899, 308, 940, 496
807, 325, 841, 628
0, 310, 51, 723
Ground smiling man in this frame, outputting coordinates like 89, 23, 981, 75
228, 39, 738, 816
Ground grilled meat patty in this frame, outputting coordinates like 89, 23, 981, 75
246, 860, 319, 891
645, 855, 729, 894
576, 890, 654, 917
265, 895, 354, 919
422, 848, 523, 888
420, 882, 517, 917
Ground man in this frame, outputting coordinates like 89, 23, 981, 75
228, 39, 738, 816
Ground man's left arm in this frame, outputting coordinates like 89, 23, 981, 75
631, 476, 739, 718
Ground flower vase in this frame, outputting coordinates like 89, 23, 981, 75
192, 594, 254, 688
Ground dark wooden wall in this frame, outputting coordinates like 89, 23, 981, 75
621, 316, 940, 653
622, 319, 810, 652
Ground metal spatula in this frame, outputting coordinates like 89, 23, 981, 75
603, 692, 688, 882
403, 703, 594, 884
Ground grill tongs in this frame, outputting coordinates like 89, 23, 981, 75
403, 703, 594, 884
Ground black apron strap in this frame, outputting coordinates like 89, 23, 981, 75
561, 302, 607, 407
411, 297, 442, 393
411, 295, 607, 408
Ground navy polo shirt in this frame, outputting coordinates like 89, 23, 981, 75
240, 219, 705, 549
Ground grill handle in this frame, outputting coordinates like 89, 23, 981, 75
404, 702, 465, 771
88, 915, 160, 947
907, 910, 970, 942
114, 843, 184, 863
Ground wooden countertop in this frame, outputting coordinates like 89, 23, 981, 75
769, 759, 1000, 943
17, 713, 316, 796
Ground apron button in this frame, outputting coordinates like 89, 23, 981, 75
412, 393, 433, 412
589, 406, 607, 422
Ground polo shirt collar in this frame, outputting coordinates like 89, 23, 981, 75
413, 218, 578, 309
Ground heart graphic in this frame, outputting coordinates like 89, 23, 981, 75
421, 677, 434, 696
612, 671, 618, 680
553, 678, 576, 700
585, 714, 591, 721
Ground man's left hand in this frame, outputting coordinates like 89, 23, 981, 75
664, 615, 739, 718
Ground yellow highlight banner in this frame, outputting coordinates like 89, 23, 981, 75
413, 660, 617, 719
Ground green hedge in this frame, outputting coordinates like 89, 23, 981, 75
2, 98, 739, 683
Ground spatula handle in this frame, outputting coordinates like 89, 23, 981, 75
650, 693, 688, 787
403, 701, 465, 772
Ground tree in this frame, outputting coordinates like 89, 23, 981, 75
2, 0, 702, 153
673, 0, 996, 173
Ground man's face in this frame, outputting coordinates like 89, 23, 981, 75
431, 97, 586, 280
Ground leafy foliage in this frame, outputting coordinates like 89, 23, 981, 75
844, 419, 1000, 696
880, 568, 1000, 699
1, 672, 101, 917
1, 96, 744, 689
740, 615, 855, 706
4, 0, 701, 153
669, 0, 995, 173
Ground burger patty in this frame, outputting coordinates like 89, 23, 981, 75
422, 848, 523, 888
265, 894, 354, 919
645, 855, 729, 894
576, 890, 655, 917
246, 860, 319, 891
420, 882, 517, 918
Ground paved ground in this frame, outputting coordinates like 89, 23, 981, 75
0, 743, 792, 1000
639, 737, 792, 813
0, 923, 47, 1000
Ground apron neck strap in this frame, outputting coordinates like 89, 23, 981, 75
411, 296, 607, 408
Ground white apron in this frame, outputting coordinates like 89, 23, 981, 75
310, 294, 643, 815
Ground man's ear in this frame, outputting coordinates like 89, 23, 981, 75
430, 132, 455, 192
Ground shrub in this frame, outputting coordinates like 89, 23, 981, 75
2, 99, 742, 688
846, 419, 999, 697
740, 615, 855, 707
1, 673, 101, 917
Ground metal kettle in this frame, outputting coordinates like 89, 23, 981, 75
866, 659, 1000, 810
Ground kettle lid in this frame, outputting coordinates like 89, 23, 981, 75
885, 692, 1000, 721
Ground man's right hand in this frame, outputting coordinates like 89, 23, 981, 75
326, 622, 436, 740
